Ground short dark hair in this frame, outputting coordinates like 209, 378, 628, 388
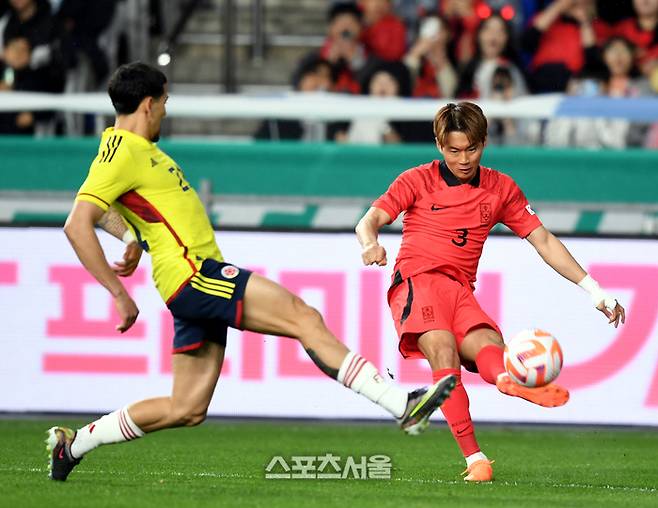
108, 62, 167, 115
291, 53, 333, 89
433, 102, 488, 146
328, 1, 362, 23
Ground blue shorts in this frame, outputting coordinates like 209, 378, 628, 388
167, 259, 252, 353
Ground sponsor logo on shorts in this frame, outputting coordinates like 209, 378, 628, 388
221, 265, 240, 279
422, 306, 434, 323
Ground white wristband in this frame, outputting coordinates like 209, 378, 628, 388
122, 230, 136, 245
577, 274, 616, 310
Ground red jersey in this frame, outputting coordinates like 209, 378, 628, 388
361, 14, 406, 61
612, 18, 658, 65
372, 160, 542, 289
531, 17, 610, 73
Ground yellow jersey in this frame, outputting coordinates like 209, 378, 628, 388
76, 127, 223, 303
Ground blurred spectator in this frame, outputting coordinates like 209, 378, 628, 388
334, 60, 411, 144
483, 0, 526, 38
360, 0, 407, 61
596, 0, 634, 24
0, 0, 60, 70
0, 35, 65, 133
456, 12, 526, 98
543, 37, 651, 149
404, 15, 458, 97
56, 0, 117, 87
320, 1, 367, 94
522, 0, 610, 92
254, 55, 334, 141
600, 36, 650, 96
487, 65, 530, 144
612, 0, 658, 75
393, 0, 437, 45
440, 0, 487, 66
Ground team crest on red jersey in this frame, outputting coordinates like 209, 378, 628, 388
480, 203, 492, 224
422, 306, 434, 323
221, 265, 240, 279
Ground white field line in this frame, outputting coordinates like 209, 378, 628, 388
2, 467, 656, 494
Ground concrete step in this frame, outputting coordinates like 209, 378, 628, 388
165, 0, 329, 136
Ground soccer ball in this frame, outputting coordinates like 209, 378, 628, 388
503, 329, 563, 388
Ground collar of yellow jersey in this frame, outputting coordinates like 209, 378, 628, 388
104, 127, 154, 148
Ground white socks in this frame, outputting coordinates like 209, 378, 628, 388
70, 406, 145, 459
466, 451, 488, 467
337, 352, 408, 418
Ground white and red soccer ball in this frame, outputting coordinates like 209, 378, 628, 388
504, 329, 563, 388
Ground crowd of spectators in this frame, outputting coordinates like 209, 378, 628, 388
0, 0, 118, 134
258, 0, 658, 148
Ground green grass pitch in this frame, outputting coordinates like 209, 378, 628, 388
2, 418, 657, 508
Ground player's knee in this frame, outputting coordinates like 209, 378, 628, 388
294, 298, 325, 334
419, 334, 459, 368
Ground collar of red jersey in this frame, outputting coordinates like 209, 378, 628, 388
439, 160, 481, 187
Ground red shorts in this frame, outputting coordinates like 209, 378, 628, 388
387, 270, 500, 360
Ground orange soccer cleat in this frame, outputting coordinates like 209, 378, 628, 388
462, 459, 494, 482
496, 374, 569, 408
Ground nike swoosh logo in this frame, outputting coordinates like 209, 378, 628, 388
58, 447, 65, 459
431, 205, 445, 211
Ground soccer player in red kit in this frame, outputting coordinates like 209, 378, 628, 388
355, 102, 626, 482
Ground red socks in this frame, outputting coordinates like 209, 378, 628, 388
433, 368, 480, 457
474, 344, 505, 385
432, 345, 505, 458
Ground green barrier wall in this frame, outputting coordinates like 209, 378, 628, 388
1, 137, 657, 204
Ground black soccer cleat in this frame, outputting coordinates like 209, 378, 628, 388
398, 374, 457, 435
46, 426, 81, 481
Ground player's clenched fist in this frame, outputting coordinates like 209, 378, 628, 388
361, 243, 387, 266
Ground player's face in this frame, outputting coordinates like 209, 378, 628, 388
438, 131, 485, 183
149, 87, 168, 142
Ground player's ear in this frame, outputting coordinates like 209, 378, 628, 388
434, 136, 442, 152
142, 96, 154, 115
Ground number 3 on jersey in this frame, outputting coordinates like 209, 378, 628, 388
169, 166, 190, 191
452, 228, 469, 247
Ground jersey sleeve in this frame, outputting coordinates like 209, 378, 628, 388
371, 169, 418, 224
500, 177, 542, 238
76, 143, 137, 211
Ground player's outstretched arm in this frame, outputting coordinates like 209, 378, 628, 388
355, 207, 391, 266
97, 206, 143, 277
526, 225, 626, 327
64, 200, 139, 332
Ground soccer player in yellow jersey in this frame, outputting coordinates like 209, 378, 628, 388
46, 62, 457, 481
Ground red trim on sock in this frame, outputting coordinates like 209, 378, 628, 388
346, 358, 367, 388
119, 410, 137, 440
341, 354, 358, 385
117, 412, 132, 440
432, 368, 481, 457
475, 344, 505, 385
345, 356, 366, 387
